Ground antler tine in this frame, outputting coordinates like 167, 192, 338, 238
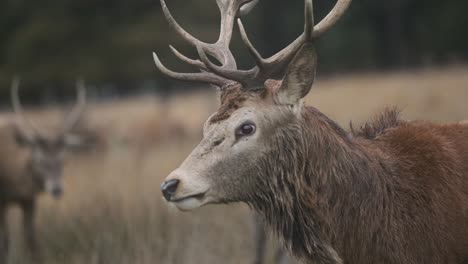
62, 79, 87, 134
153, 52, 230, 87
253, 0, 315, 71
238, 19, 264, 69
214, 0, 257, 41
169, 45, 207, 70
11, 77, 41, 139
304, 0, 315, 40
239, 0, 259, 16
312, 0, 351, 39
11, 76, 22, 114
160, 0, 205, 50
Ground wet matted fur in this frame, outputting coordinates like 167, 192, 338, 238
246, 105, 468, 263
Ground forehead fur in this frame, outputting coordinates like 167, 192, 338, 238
209, 80, 281, 124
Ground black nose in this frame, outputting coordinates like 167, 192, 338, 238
51, 187, 63, 198
161, 179, 180, 201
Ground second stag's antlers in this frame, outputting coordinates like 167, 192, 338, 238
11, 78, 87, 140
153, 0, 351, 89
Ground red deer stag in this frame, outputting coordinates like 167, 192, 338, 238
0, 78, 86, 261
155, 0, 468, 263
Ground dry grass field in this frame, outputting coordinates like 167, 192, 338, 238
2, 66, 468, 264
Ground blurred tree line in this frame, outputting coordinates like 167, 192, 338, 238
0, 0, 467, 102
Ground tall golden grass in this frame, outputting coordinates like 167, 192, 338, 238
3, 66, 468, 264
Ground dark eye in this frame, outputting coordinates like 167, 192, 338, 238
236, 122, 256, 137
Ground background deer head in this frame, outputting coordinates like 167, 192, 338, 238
157, 0, 351, 210
11, 78, 87, 198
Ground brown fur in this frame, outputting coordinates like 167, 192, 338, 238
0, 124, 42, 202
351, 107, 402, 139
211, 84, 251, 123
211, 84, 270, 124
247, 106, 468, 264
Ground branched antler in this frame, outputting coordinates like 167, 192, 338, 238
153, 0, 351, 89
11, 77, 87, 140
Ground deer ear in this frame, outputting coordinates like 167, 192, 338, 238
276, 43, 317, 105
64, 134, 86, 149
12, 122, 36, 147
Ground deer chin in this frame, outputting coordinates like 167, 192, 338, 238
170, 192, 212, 211
44, 180, 64, 199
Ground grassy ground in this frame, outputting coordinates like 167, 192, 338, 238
3, 66, 468, 264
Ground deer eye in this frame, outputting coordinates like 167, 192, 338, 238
236, 122, 256, 137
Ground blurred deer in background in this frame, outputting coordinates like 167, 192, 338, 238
156, 0, 468, 263
0, 78, 86, 262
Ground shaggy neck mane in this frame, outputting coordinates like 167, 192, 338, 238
250, 107, 401, 263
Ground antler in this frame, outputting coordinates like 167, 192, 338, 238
153, 0, 259, 88
153, 0, 351, 89
11, 78, 86, 139
62, 79, 87, 134
11, 77, 42, 140
199, 0, 352, 88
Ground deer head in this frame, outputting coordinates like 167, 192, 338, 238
11, 78, 87, 198
157, 0, 351, 211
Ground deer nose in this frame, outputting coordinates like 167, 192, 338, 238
161, 179, 180, 201
51, 187, 63, 198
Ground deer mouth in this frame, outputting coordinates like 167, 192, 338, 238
170, 192, 209, 211
172, 192, 206, 202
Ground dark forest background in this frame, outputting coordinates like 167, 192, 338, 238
0, 0, 467, 102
